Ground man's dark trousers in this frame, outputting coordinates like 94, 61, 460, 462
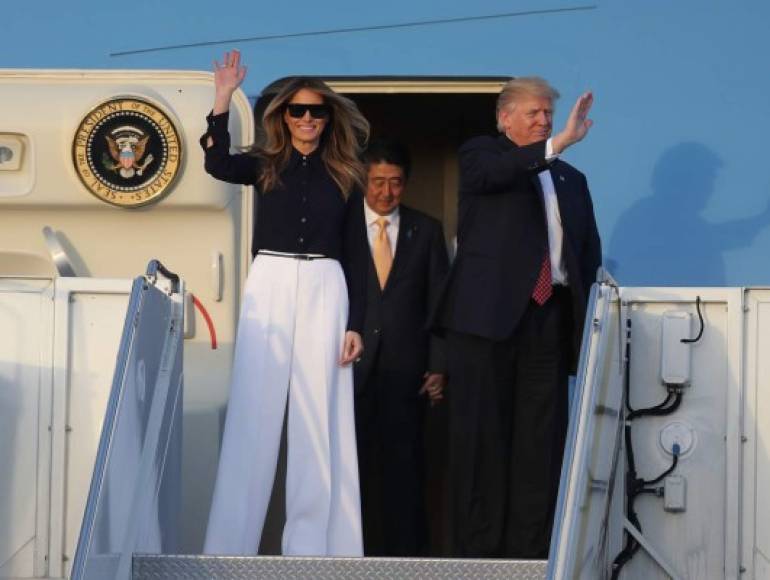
355, 353, 428, 556
447, 286, 573, 558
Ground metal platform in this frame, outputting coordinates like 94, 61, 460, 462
132, 555, 548, 580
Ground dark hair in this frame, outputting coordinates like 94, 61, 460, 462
252, 78, 291, 148
250, 77, 370, 196
362, 138, 412, 180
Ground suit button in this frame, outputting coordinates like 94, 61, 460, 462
373, 328, 380, 335
300, 217, 307, 223
298, 237, 305, 244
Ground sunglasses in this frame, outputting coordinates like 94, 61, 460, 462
286, 103, 330, 119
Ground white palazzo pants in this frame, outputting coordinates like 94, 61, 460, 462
203, 253, 363, 556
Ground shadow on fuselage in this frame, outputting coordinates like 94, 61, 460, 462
608, 141, 770, 285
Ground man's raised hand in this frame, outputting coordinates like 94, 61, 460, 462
553, 91, 594, 154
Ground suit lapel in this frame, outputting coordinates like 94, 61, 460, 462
530, 170, 547, 213
529, 167, 551, 255
383, 206, 414, 293
549, 160, 566, 205
357, 198, 383, 295
549, 161, 573, 233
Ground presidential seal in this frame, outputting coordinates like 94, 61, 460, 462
73, 97, 182, 207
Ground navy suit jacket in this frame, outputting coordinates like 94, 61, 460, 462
347, 196, 450, 394
434, 134, 601, 360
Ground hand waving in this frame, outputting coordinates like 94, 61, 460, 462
564, 91, 594, 143
552, 91, 594, 154
212, 50, 247, 114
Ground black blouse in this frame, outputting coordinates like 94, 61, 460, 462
200, 110, 364, 331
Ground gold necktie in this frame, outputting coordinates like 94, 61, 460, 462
373, 217, 393, 289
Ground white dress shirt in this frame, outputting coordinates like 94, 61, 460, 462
364, 200, 400, 255
541, 138, 568, 285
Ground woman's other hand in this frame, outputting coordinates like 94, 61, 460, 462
339, 331, 363, 366
212, 49, 247, 114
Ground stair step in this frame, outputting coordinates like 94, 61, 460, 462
132, 554, 547, 579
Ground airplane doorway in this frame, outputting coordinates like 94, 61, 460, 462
331, 79, 505, 249
335, 79, 506, 556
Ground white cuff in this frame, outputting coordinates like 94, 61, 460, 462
545, 138, 558, 162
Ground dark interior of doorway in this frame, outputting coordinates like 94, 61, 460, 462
257, 91, 499, 557
353, 92, 498, 143
351, 93, 497, 243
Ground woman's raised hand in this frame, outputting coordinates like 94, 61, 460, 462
212, 50, 247, 114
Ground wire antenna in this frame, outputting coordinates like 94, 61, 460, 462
110, 5, 598, 57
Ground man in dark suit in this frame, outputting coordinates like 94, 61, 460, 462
433, 78, 601, 558
350, 139, 450, 556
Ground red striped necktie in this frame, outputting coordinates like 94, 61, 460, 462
531, 250, 553, 305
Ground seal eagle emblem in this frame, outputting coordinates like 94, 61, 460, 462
73, 97, 182, 207
103, 127, 154, 178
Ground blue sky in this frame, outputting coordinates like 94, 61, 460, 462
5, 0, 770, 285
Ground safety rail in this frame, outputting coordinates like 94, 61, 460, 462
70, 261, 184, 580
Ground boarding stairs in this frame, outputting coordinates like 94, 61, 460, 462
66, 260, 552, 580
71, 265, 758, 579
